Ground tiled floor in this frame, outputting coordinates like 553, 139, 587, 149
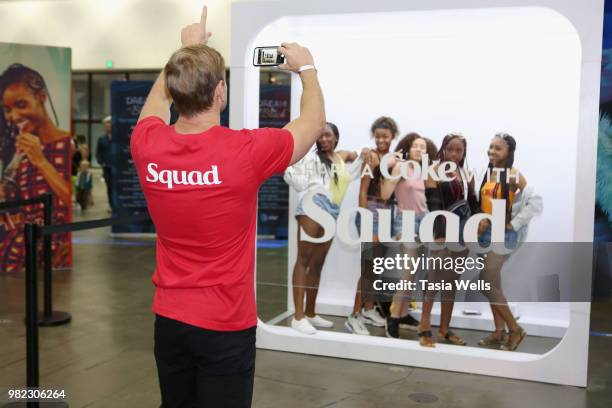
0, 170, 610, 407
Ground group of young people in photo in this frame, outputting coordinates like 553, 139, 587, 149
284, 116, 543, 351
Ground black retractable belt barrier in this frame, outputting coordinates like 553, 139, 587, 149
24, 212, 151, 392
24, 223, 39, 390
24, 222, 43, 408
0, 195, 46, 211
39, 193, 71, 327
41, 212, 151, 235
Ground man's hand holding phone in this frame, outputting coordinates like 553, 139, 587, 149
277, 43, 315, 74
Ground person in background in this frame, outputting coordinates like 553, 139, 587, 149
72, 136, 90, 175
70, 135, 77, 156
75, 159, 93, 211
72, 137, 90, 200
96, 115, 113, 212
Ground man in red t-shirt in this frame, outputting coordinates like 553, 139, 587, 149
130, 6, 325, 408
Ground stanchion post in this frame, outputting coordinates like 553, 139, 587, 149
25, 222, 39, 388
42, 193, 52, 320
38, 193, 71, 327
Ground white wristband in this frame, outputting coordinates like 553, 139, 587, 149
297, 64, 316, 73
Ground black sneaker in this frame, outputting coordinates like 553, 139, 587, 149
386, 317, 400, 338
398, 314, 419, 331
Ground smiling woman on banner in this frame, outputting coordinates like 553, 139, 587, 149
0, 64, 71, 272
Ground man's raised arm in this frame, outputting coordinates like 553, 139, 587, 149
280, 43, 326, 165
137, 6, 212, 124
138, 73, 171, 124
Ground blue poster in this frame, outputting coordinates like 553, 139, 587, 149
110, 80, 155, 234
258, 84, 291, 238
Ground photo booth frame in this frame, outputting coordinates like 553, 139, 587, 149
230, 0, 603, 387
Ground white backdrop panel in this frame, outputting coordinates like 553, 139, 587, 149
254, 8, 580, 326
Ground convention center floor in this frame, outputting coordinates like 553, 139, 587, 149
1, 170, 611, 407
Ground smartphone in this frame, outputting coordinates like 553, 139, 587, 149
253, 47, 285, 66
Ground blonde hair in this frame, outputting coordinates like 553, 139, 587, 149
164, 44, 225, 117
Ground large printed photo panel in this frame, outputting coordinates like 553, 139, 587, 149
0, 43, 72, 272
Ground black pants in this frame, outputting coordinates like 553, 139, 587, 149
154, 315, 256, 408
102, 166, 113, 209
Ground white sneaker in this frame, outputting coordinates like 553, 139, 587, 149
345, 314, 370, 335
306, 315, 334, 328
360, 307, 386, 327
291, 317, 317, 335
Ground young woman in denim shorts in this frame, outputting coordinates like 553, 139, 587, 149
379, 133, 438, 338
284, 122, 363, 335
476, 133, 542, 351
346, 116, 399, 336
420, 133, 480, 348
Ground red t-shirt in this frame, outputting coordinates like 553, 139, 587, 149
130, 116, 294, 331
